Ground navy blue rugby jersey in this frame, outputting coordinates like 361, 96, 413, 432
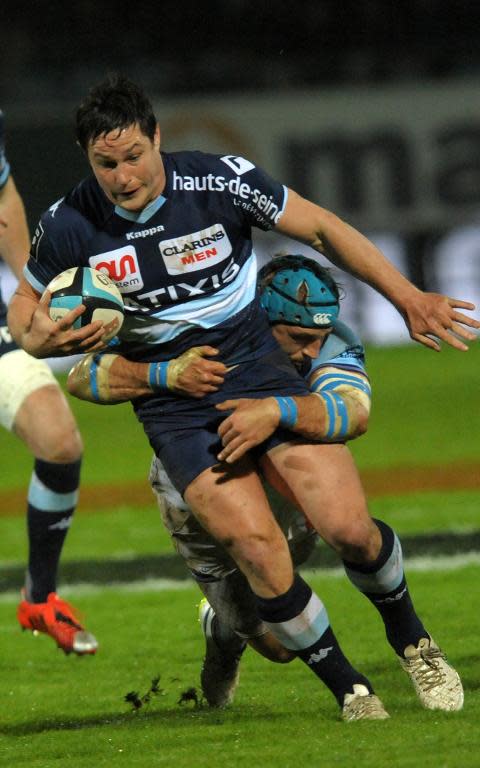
24, 151, 288, 364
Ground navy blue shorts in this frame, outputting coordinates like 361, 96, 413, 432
134, 345, 309, 496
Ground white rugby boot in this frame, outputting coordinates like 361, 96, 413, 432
342, 684, 390, 721
399, 637, 464, 711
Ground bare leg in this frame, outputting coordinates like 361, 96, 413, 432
185, 456, 294, 597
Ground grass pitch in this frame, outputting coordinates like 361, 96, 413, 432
0, 343, 478, 765
0, 566, 478, 768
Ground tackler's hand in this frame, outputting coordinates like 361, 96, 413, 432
216, 397, 281, 463
167, 346, 228, 398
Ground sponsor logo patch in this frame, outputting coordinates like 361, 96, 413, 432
89, 246, 143, 292
159, 224, 232, 275
172, 172, 282, 227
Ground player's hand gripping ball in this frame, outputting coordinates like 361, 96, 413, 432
43, 266, 124, 342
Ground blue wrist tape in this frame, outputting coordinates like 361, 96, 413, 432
148, 361, 170, 391
274, 396, 298, 429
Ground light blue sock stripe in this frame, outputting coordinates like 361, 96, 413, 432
28, 473, 79, 513
330, 392, 349, 438
321, 392, 337, 439
265, 602, 330, 652
344, 534, 404, 594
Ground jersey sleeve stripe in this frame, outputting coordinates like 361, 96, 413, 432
23, 266, 47, 294
311, 372, 371, 396
321, 391, 337, 439
331, 391, 349, 438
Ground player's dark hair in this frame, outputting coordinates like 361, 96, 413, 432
75, 74, 157, 151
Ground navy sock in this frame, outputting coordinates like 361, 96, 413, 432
343, 519, 427, 656
255, 574, 373, 706
26, 458, 81, 603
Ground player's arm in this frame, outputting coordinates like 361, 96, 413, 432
216, 364, 371, 463
67, 346, 228, 403
276, 190, 480, 351
0, 176, 30, 278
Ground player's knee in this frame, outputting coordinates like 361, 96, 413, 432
329, 517, 381, 563
38, 426, 83, 463
223, 528, 286, 575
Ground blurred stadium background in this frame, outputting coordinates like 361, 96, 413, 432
2, 1, 480, 348
0, 5, 479, 763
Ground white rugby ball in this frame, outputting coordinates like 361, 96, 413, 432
44, 266, 124, 343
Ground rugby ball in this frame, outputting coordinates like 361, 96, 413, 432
44, 266, 124, 342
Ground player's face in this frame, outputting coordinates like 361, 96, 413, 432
272, 324, 332, 367
87, 123, 164, 212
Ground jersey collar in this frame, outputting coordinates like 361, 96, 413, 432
114, 193, 167, 223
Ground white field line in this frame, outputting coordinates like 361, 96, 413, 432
0, 551, 479, 604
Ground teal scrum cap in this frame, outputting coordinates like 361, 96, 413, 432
258, 255, 340, 328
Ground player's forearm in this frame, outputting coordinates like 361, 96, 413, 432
278, 192, 419, 311
68, 353, 152, 404
7, 290, 41, 355
280, 391, 368, 442
316, 216, 420, 313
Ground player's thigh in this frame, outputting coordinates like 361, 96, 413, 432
0, 348, 58, 435
184, 458, 295, 595
260, 441, 373, 543
185, 457, 283, 544
0, 350, 82, 460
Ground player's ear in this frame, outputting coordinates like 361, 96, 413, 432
153, 124, 161, 150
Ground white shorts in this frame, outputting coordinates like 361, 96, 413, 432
0, 349, 58, 431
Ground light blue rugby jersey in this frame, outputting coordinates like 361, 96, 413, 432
304, 319, 372, 400
24, 151, 288, 363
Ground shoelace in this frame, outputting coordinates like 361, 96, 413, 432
408, 647, 447, 693
345, 695, 385, 719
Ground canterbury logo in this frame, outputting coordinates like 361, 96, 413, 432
307, 646, 333, 664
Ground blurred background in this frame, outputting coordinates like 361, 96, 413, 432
2, 0, 480, 346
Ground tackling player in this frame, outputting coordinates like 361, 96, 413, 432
68, 255, 463, 716
0, 110, 97, 655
